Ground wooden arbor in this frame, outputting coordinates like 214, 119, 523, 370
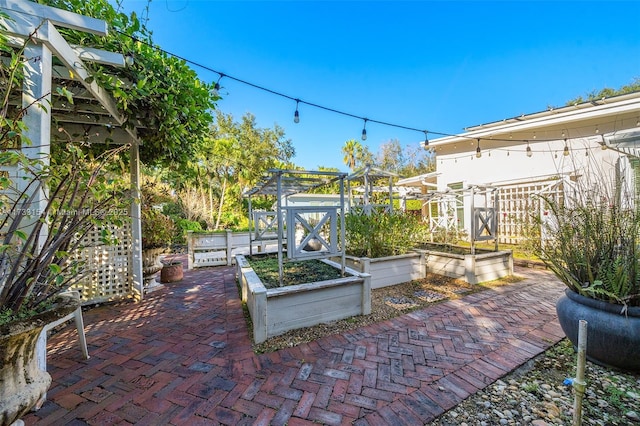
0, 1, 145, 300
346, 164, 399, 215
244, 169, 348, 286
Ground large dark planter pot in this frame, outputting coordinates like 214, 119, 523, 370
0, 295, 79, 425
556, 289, 640, 372
160, 261, 183, 283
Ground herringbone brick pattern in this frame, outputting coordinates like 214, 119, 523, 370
24, 260, 565, 425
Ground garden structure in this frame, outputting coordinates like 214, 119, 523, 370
0, 2, 144, 421
238, 169, 372, 343
0, 0, 146, 305
422, 91, 640, 246
345, 164, 399, 215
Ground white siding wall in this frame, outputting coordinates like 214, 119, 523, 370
436, 137, 624, 238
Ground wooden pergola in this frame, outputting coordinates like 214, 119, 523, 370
0, 0, 145, 299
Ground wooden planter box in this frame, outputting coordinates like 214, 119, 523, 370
343, 247, 513, 287
343, 252, 425, 289
187, 231, 283, 269
423, 248, 514, 285
236, 255, 371, 344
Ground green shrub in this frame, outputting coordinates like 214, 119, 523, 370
173, 218, 203, 244
344, 211, 429, 258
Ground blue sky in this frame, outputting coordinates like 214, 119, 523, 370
117, 0, 640, 172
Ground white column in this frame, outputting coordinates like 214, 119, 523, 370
20, 42, 52, 248
130, 143, 144, 299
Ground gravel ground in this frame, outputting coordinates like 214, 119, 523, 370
246, 273, 640, 425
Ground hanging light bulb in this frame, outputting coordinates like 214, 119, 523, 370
361, 119, 368, 141
124, 52, 135, 66
563, 139, 570, 156
533, 132, 537, 140
423, 130, 429, 148
586, 148, 589, 156
600, 135, 607, 150
595, 125, 599, 134
475, 139, 482, 158
294, 99, 300, 123
562, 130, 566, 138
507, 150, 510, 156
212, 73, 224, 97
526, 141, 532, 157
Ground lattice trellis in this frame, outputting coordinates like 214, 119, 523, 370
252, 211, 281, 240
497, 180, 565, 244
286, 206, 339, 260
472, 207, 497, 241
69, 222, 133, 305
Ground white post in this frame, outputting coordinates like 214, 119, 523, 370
130, 143, 144, 299
20, 43, 52, 248
226, 229, 233, 266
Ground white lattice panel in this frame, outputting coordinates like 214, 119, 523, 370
496, 180, 564, 244
69, 222, 133, 305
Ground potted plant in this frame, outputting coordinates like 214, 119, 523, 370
0, 142, 129, 423
0, 25, 130, 423
536, 168, 640, 372
140, 175, 177, 290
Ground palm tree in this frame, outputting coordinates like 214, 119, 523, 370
342, 139, 362, 171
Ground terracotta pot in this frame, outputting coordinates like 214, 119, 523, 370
0, 295, 79, 424
556, 289, 640, 372
160, 261, 183, 283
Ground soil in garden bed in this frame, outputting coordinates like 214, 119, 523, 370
247, 254, 343, 289
417, 242, 496, 255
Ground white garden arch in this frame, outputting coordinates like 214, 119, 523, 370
0, 0, 146, 301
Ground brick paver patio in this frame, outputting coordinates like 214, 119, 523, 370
24, 261, 565, 425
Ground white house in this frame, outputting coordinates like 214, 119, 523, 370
412, 91, 640, 244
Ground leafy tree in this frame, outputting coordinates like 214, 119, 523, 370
40, 0, 217, 167
188, 111, 294, 229
565, 77, 640, 106
375, 139, 435, 177
377, 139, 404, 174
342, 139, 361, 171
342, 139, 374, 171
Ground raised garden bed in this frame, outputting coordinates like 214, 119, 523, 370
342, 252, 425, 289
236, 254, 371, 344
417, 243, 514, 285
343, 244, 513, 287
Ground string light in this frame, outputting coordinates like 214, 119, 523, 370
212, 73, 224, 97
114, 30, 637, 149
526, 141, 532, 157
124, 52, 134, 66
423, 130, 429, 148
563, 139, 570, 156
294, 99, 300, 123
475, 139, 481, 158
361, 119, 368, 141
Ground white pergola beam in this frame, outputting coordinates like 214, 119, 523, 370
41, 21, 124, 124
71, 45, 126, 67
0, 0, 107, 35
